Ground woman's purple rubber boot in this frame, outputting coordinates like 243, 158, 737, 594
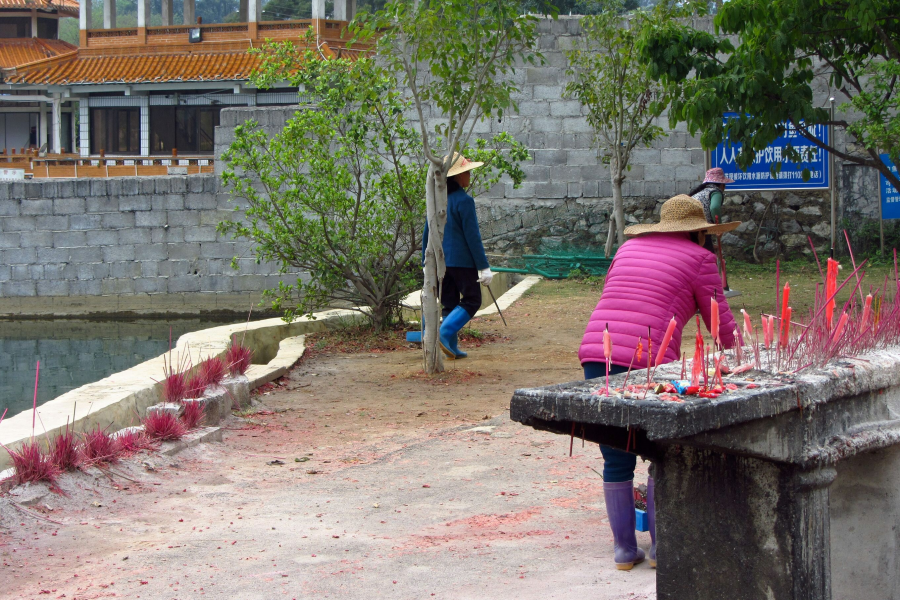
603, 480, 645, 570
648, 477, 657, 568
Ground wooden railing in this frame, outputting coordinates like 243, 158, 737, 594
2, 154, 215, 178
83, 18, 344, 49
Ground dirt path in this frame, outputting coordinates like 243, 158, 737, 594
0, 280, 657, 600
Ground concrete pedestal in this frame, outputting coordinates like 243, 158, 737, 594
510, 351, 900, 600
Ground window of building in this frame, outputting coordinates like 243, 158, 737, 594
0, 18, 31, 38
150, 106, 220, 154
37, 18, 58, 40
90, 108, 140, 154
0, 113, 39, 152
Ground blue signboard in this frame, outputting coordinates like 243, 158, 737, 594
881, 154, 900, 220
711, 114, 830, 190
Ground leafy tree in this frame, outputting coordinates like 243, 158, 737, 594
219, 43, 422, 330
355, 0, 546, 373
637, 0, 900, 193
219, 39, 527, 330
564, 1, 691, 256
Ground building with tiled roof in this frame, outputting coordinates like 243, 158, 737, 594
0, 0, 361, 160
0, 0, 78, 18
0, 0, 79, 153
0, 37, 73, 69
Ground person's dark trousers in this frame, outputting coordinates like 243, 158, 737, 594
584, 360, 646, 569
583, 361, 637, 482
441, 266, 482, 319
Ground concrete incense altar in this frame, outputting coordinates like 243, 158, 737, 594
510, 350, 900, 600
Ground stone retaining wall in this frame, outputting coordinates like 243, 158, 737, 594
0, 175, 284, 315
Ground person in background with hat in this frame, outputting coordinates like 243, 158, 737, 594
689, 167, 735, 228
578, 194, 740, 571
422, 154, 493, 359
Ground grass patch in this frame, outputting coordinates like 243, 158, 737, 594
727, 258, 895, 319
304, 321, 414, 355
523, 278, 605, 301
460, 326, 485, 340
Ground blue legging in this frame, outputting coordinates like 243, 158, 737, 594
583, 361, 637, 483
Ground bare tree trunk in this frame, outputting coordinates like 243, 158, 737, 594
423, 164, 447, 374
604, 157, 626, 258
752, 198, 775, 263
604, 217, 615, 258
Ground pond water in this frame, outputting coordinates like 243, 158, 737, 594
0, 319, 240, 420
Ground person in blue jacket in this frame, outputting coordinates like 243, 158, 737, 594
422, 154, 494, 359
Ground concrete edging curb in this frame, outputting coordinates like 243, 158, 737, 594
0, 276, 539, 470
0, 308, 361, 470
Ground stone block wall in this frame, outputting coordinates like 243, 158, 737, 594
1, 16, 885, 309
211, 16, 874, 263
0, 175, 284, 315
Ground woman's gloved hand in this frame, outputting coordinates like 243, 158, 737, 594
477, 268, 494, 286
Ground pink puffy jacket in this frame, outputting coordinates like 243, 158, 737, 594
579, 232, 737, 368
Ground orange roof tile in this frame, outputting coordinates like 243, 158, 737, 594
4, 47, 262, 84
0, 38, 76, 69
3, 38, 369, 86
0, 0, 79, 17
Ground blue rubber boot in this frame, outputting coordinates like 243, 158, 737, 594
603, 480, 645, 570
442, 310, 465, 359
648, 477, 656, 568
439, 306, 470, 359
408, 330, 464, 355
446, 331, 465, 358
408, 317, 465, 356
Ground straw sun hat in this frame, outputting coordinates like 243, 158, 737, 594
447, 153, 484, 177
623, 194, 741, 237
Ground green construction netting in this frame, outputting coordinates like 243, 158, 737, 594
492, 244, 615, 279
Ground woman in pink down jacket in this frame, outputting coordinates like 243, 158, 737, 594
579, 194, 740, 571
